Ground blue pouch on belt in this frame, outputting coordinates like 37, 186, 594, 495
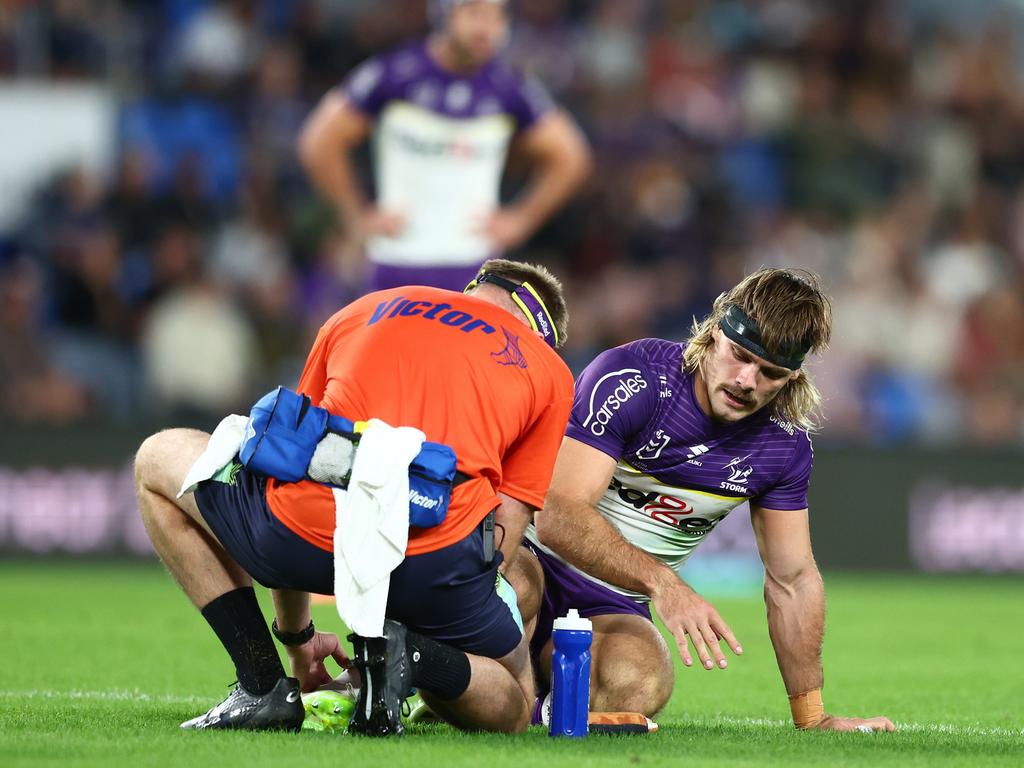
408, 442, 459, 528
239, 386, 460, 528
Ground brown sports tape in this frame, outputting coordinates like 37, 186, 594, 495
588, 712, 659, 735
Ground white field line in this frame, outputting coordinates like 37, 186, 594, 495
682, 715, 1024, 739
1, 691, 1021, 738
0, 689, 213, 706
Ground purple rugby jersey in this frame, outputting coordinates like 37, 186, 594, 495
526, 338, 813, 600
342, 42, 554, 269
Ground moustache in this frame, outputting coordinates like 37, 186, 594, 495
721, 387, 753, 406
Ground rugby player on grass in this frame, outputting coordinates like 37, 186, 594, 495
510, 268, 896, 732
134, 259, 572, 735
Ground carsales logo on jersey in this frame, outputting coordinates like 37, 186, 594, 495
582, 369, 648, 436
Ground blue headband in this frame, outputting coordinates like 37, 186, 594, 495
719, 305, 807, 370
465, 270, 559, 348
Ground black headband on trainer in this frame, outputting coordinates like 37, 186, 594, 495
719, 304, 807, 370
465, 270, 559, 348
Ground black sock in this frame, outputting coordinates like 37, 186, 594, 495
405, 630, 471, 700
200, 587, 284, 695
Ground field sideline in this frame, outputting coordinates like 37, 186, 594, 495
1, 562, 1020, 767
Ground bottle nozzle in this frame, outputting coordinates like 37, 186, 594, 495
553, 608, 592, 631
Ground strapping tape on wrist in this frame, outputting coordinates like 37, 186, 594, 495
789, 689, 825, 729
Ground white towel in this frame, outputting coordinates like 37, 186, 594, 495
333, 418, 424, 638
177, 414, 250, 498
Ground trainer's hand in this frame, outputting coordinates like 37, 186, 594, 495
286, 631, 352, 693
651, 577, 742, 671
812, 715, 896, 732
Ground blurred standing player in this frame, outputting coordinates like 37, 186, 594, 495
513, 268, 896, 732
135, 259, 573, 734
298, 0, 591, 292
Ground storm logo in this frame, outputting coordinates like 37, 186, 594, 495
581, 369, 648, 436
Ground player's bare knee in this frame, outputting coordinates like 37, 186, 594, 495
639, 635, 674, 715
645, 667, 674, 716
595, 658, 668, 715
593, 626, 673, 715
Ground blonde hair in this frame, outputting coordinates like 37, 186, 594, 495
683, 268, 832, 432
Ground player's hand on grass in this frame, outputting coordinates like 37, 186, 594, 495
813, 715, 896, 733
286, 630, 352, 693
651, 577, 742, 671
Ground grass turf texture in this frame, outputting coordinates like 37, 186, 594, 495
1, 562, 1020, 767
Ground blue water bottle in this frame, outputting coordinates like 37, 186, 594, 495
549, 608, 592, 738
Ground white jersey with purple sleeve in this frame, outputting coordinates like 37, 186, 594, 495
526, 338, 814, 600
343, 42, 553, 267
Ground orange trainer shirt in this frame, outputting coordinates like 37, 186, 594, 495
265, 286, 574, 556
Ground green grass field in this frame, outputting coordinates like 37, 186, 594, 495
1, 562, 1021, 767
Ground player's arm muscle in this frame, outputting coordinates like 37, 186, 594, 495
750, 504, 825, 694
494, 491, 535, 573
536, 437, 676, 595
297, 92, 372, 221
510, 111, 592, 232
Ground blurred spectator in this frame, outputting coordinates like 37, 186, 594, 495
245, 41, 309, 178
142, 279, 258, 420
173, 0, 260, 93
47, 0, 105, 78
0, 258, 91, 423
0, 5, 18, 76
1, 0, 1024, 445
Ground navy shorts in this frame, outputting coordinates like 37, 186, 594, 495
194, 466, 522, 658
524, 539, 652, 665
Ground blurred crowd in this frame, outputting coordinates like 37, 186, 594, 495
2, 0, 1024, 444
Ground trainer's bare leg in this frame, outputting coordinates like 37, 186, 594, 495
419, 633, 534, 733
534, 613, 674, 717
137, 428, 301, 729
135, 428, 249, 605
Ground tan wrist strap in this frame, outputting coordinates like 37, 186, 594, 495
789, 689, 825, 729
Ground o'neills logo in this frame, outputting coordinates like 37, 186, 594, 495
409, 490, 442, 510
582, 369, 648, 436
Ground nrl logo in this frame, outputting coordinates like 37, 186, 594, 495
636, 430, 670, 460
